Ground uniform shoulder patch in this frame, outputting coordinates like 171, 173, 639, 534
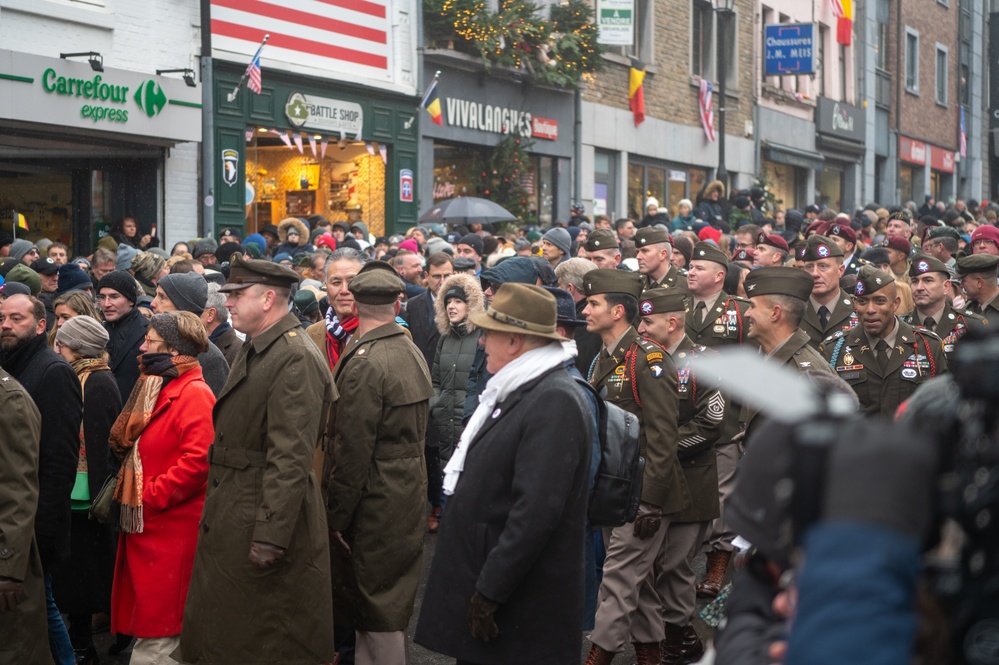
916, 328, 942, 341
822, 330, 845, 344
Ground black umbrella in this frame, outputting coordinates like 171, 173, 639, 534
417, 196, 517, 227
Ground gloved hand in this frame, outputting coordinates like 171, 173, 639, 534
248, 541, 286, 570
0, 577, 23, 613
633, 502, 662, 539
330, 530, 352, 555
468, 591, 500, 641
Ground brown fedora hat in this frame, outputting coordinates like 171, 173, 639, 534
469, 283, 567, 342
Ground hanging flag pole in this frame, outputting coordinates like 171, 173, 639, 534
404, 70, 441, 129
227, 34, 269, 102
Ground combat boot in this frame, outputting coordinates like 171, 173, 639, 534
660, 623, 686, 665
696, 550, 731, 598
584, 643, 616, 665
680, 624, 704, 663
633, 641, 661, 665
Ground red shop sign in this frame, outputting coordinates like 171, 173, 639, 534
531, 116, 559, 141
899, 136, 927, 166
931, 147, 955, 173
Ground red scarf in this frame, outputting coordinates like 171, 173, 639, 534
326, 315, 358, 370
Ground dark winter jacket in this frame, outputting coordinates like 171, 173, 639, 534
401, 290, 440, 371
209, 323, 242, 368
104, 306, 148, 401
0, 333, 82, 566
198, 341, 230, 397
640, 212, 670, 228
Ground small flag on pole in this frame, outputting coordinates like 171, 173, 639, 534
226, 34, 269, 102
13, 211, 27, 233
420, 77, 443, 126
628, 60, 646, 127
699, 78, 716, 143
833, 0, 853, 46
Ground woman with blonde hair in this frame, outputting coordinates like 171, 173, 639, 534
48, 291, 102, 348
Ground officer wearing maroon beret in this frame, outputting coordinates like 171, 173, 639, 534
753, 232, 789, 268
825, 223, 866, 275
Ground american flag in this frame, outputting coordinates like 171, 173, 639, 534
830, 0, 845, 17
699, 78, 716, 143
246, 50, 262, 94
960, 105, 967, 157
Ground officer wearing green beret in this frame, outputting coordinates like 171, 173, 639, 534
635, 288, 722, 662
328, 259, 434, 662
956, 253, 999, 320
798, 235, 859, 348
901, 255, 988, 357
635, 227, 687, 291
582, 229, 623, 270
819, 265, 948, 417
683, 241, 752, 598
582, 269, 690, 665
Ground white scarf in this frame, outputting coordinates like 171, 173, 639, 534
442, 340, 576, 495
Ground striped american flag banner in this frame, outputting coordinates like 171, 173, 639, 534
830, 0, 845, 17
211, 0, 391, 82
699, 78, 716, 143
247, 50, 262, 94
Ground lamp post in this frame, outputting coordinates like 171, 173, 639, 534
712, 0, 735, 188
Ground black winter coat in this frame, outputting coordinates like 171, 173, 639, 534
0, 333, 82, 566
104, 307, 148, 401
429, 326, 481, 460
415, 367, 592, 664
401, 291, 440, 371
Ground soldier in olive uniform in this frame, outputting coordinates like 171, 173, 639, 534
582, 229, 624, 270
820, 265, 948, 417
635, 227, 687, 291
752, 231, 790, 268
956, 253, 999, 320
797, 235, 859, 348
582, 270, 690, 665
684, 241, 752, 598
636, 288, 724, 665
902, 255, 988, 358
180, 255, 336, 665
0, 368, 50, 665
825, 222, 867, 276
328, 261, 434, 665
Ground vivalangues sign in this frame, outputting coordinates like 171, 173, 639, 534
444, 97, 534, 137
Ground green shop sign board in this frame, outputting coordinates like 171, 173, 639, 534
211, 62, 419, 236
0, 49, 202, 143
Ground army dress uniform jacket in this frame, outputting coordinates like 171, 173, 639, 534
180, 313, 336, 665
670, 336, 723, 523
969, 296, 999, 322
819, 319, 948, 417
590, 329, 690, 515
0, 369, 50, 665
800, 289, 858, 348
328, 321, 434, 631
901, 302, 989, 358
644, 264, 689, 292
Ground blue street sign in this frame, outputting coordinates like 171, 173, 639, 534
764, 23, 816, 76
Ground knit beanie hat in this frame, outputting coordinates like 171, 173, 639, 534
443, 284, 468, 303
542, 227, 571, 255
457, 233, 484, 256
293, 289, 319, 317
131, 251, 166, 283
215, 243, 245, 264
56, 315, 109, 358
97, 270, 140, 303
9, 239, 35, 261
6, 263, 41, 295
116, 244, 139, 271
57, 263, 93, 294
244, 233, 266, 253
158, 272, 208, 314
192, 238, 218, 259
149, 313, 200, 357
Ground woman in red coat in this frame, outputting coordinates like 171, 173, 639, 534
109, 311, 215, 664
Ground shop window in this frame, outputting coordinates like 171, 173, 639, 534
816, 167, 843, 211
905, 28, 919, 94
594, 149, 616, 218
935, 44, 948, 106
627, 160, 666, 220
762, 160, 798, 211
432, 143, 484, 203
0, 174, 74, 249
899, 164, 914, 202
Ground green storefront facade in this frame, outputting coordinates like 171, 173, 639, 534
212, 61, 418, 237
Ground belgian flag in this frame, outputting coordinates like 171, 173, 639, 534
629, 59, 645, 128
421, 79, 444, 126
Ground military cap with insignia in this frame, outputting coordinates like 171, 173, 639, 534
756, 232, 789, 252
584, 228, 620, 252
634, 226, 672, 248
743, 266, 814, 301
30, 257, 59, 276
799, 234, 845, 262
854, 264, 895, 296
825, 223, 857, 244
881, 235, 913, 256
732, 248, 756, 264
582, 268, 643, 299
908, 255, 950, 277
690, 241, 729, 266
219, 253, 301, 292
956, 252, 999, 275
638, 288, 687, 316
348, 260, 406, 304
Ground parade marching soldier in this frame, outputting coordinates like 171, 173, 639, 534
901, 255, 988, 358
583, 270, 690, 665
820, 265, 948, 418
797, 235, 858, 348
635, 227, 687, 291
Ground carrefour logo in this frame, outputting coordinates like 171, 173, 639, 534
134, 80, 167, 117
41, 67, 170, 124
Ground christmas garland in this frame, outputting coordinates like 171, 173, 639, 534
424, 0, 605, 88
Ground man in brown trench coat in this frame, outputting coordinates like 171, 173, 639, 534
178, 255, 335, 665
327, 261, 433, 665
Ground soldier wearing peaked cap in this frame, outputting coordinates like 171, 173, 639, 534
902, 255, 989, 358
798, 235, 859, 349
582, 270, 691, 665
583, 229, 623, 270
635, 227, 687, 291
819, 265, 948, 417
956, 253, 999, 320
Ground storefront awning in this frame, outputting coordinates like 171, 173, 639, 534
816, 134, 865, 160
762, 143, 825, 171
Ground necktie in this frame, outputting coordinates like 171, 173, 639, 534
971, 302, 982, 315
695, 301, 707, 325
923, 316, 935, 332
876, 339, 890, 372
818, 305, 830, 330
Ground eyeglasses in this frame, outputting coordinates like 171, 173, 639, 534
144, 335, 166, 345
96, 293, 125, 303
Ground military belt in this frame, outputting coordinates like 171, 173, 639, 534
208, 445, 267, 469
373, 441, 423, 460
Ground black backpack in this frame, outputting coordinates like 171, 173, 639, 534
573, 377, 645, 527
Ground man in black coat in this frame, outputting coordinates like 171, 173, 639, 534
0, 294, 82, 663
97, 270, 148, 400
415, 284, 592, 664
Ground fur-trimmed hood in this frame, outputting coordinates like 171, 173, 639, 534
434, 272, 485, 335
704, 180, 726, 199
277, 217, 311, 247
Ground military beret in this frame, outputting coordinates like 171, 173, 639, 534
582, 268, 643, 300
887, 209, 912, 223
825, 223, 857, 244
584, 228, 620, 252
219, 228, 241, 241
0, 281, 31, 297
956, 252, 999, 275
799, 234, 845, 262
634, 226, 671, 248
743, 267, 814, 301
860, 247, 891, 267
756, 232, 789, 252
909, 255, 950, 277
638, 288, 687, 316
29, 257, 59, 276
732, 248, 756, 264
690, 241, 729, 267
927, 226, 961, 241
219, 253, 300, 292
854, 264, 895, 296
348, 260, 405, 304
805, 220, 829, 237
881, 236, 913, 256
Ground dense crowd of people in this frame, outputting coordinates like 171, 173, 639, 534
0, 183, 996, 665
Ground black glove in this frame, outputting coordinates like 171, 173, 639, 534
0, 577, 23, 613
633, 503, 663, 539
248, 541, 285, 570
330, 530, 352, 555
468, 591, 500, 641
